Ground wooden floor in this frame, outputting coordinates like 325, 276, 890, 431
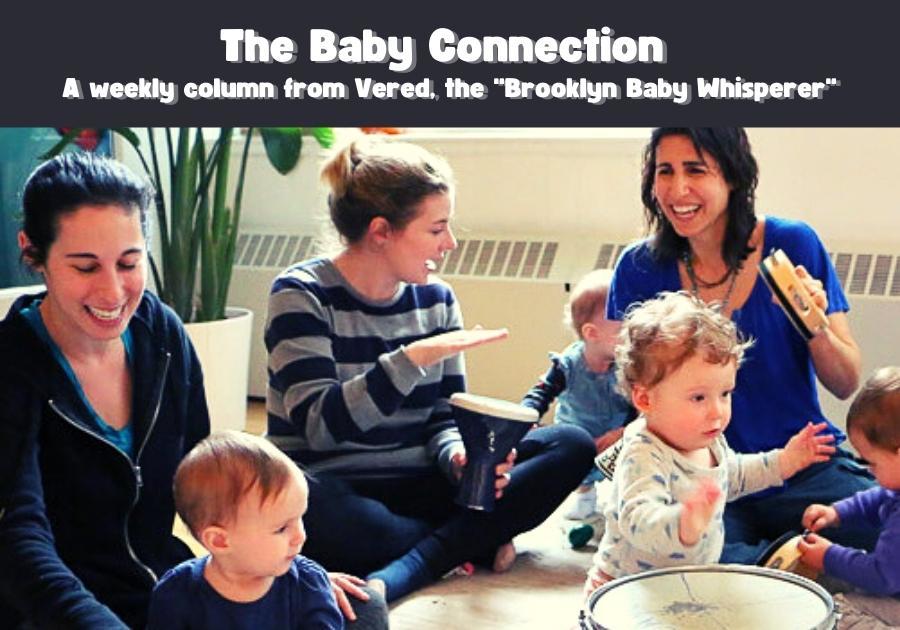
388, 511, 595, 630
237, 403, 900, 629
244, 400, 596, 629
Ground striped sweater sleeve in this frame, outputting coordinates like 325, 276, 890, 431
426, 298, 466, 477
265, 260, 465, 477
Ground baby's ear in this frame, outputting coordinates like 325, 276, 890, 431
581, 322, 598, 341
200, 525, 230, 554
631, 384, 651, 413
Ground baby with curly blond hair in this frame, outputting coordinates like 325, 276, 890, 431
586, 292, 835, 592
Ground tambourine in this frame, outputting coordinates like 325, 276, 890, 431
756, 530, 820, 581
759, 249, 829, 340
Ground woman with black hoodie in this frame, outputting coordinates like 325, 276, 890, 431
0, 152, 210, 628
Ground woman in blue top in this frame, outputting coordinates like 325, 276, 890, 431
607, 128, 877, 562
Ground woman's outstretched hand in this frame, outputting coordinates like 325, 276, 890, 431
404, 327, 509, 368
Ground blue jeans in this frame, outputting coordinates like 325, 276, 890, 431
579, 466, 605, 487
300, 424, 595, 579
720, 450, 878, 564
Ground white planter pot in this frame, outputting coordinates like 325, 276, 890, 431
184, 307, 254, 433
0, 284, 45, 317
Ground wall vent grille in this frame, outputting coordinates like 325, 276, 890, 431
233, 231, 897, 299
827, 251, 900, 298
436, 239, 560, 279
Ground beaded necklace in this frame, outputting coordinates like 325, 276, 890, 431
683, 252, 740, 312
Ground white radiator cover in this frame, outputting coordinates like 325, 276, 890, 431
230, 229, 899, 437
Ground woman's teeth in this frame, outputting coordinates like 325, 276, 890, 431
87, 305, 123, 320
672, 205, 700, 216
425, 260, 438, 271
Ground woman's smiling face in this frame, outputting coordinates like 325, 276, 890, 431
652, 134, 732, 243
383, 191, 457, 285
34, 204, 147, 347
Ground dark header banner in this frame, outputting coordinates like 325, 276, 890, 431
4, 2, 894, 126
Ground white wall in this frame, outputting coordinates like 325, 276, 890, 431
121, 129, 900, 423
231, 127, 900, 251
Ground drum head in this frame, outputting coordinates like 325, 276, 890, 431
449, 393, 537, 423
585, 565, 835, 630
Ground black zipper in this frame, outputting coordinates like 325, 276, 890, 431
47, 348, 171, 585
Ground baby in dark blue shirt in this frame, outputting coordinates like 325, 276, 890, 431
147, 431, 342, 629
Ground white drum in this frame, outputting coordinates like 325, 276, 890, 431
581, 565, 836, 630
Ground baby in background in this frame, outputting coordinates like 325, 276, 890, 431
522, 269, 635, 521
147, 431, 343, 629
586, 291, 834, 593
798, 366, 900, 596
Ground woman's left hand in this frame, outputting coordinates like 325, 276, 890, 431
449, 448, 517, 498
327, 572, 370, 621
795, 265, 828, 312
494, 448, 517, 498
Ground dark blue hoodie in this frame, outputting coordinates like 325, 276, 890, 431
0, 290, 209, 628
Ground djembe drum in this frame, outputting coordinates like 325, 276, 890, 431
450, 392, 537, 511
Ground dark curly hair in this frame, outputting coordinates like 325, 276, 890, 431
640, 128, 759, 271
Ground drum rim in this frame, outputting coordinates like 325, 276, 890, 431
449, 392, 538, 422
584, 564, 835, 630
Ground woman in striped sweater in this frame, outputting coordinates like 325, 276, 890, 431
265, 137, 595, 603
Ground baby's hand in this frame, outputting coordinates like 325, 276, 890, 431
583, 568, 606, 598
797, 532, 832, 571
802, 503, 840, 532
594, 427, 624, 454
779, 422, 835, 479
679, 477, 721, 546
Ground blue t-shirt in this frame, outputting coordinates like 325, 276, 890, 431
607, 216, 848, 455
147, 555, 343, 629
20, 300, 135, 457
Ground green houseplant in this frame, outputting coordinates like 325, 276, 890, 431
45, 127, 334, 322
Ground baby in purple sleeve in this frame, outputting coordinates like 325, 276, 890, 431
799, 366, 900, 596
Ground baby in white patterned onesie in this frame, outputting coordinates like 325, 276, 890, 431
585, 292, 835, 594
